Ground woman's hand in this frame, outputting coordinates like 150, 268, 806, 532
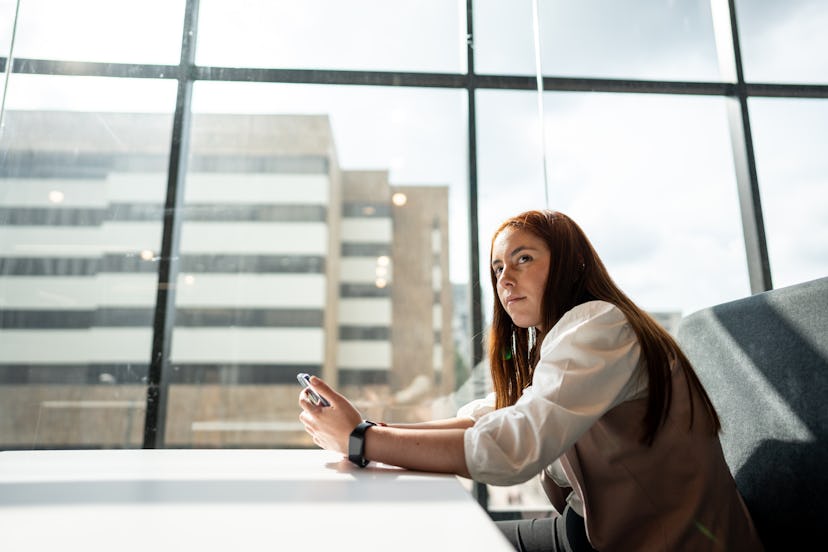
298, 376, 363, 456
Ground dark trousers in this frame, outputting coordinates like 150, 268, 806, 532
495, 506, 596, 552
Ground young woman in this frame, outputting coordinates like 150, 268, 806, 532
299, 210, 762, 551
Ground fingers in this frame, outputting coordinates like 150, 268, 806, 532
296, 376, 359, 456
299, 409, 330, 451
307, 376, 334, 399
298, 388, 317, 409
301, 376, 335, 408
299, 410, 321, 447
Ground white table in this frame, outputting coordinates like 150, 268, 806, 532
0, 449, 514, 551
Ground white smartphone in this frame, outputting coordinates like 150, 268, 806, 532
297, 373, 330, 407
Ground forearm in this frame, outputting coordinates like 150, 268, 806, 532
364, 426, 471, 479
385, 417, 475, 431
298, 377, 473, 478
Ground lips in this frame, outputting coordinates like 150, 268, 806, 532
505, 295, 525, 306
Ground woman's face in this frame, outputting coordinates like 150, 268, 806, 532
491, 227, 551, 331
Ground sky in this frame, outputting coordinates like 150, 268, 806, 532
1, 0, 826, 316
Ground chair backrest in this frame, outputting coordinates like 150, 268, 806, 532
676, 276, 828, 550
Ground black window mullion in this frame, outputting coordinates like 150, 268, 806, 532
5, 60, 827, 98
721, 0, 773, 293
465, 0, 489, 513
143, 0, 200, 449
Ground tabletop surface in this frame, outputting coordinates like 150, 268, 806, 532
0, 448, 514, 551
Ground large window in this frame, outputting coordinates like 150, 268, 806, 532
1, 0, 825, 515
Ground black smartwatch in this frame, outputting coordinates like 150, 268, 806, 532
348, 420, 376, 468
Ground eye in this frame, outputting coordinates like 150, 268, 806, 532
518, 254, 532, 263
493, 265, 503, 276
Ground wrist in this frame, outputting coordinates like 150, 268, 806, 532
348, 420, 377, 468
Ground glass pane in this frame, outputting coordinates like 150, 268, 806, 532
749, 98, 828, 288
474, 0, 720, 80
736, 0, 828, 84
0, 76, 178, 449
160, 81, 471, 447
476, 89, 750, 509
196, 0, 467, 73
0, 74, 177, 112
2, 0, 186, 64
478, 90, 750, 317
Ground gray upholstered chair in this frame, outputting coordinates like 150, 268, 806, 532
677, 276, 828, 550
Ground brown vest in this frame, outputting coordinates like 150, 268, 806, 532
557, 364, 763, 551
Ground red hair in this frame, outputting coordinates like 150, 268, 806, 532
487, 210, 719, 445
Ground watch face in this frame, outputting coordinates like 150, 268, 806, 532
349, 433, 361, 455
348, 430, 364, 467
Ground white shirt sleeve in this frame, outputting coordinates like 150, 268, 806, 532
456, 392, 496, 421
464, 301, 644, 486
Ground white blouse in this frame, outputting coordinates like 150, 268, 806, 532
459, 300, 648, 515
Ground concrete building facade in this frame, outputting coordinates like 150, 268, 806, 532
0, 110, 454, 448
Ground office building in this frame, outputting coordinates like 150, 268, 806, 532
0, 110, 454, 447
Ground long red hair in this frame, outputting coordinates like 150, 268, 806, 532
487, 210, 719, 445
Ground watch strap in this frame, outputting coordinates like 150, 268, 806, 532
348, 420, 377, 468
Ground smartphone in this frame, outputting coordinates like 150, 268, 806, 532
297, 373, 330, 407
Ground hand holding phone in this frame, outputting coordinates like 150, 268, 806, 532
297, 373, 331, 407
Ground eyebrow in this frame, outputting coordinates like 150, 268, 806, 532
491, 245, 533, 267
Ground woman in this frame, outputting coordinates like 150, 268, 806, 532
299, 210, 762, 551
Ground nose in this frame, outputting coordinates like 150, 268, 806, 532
498, 266, 514, 287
